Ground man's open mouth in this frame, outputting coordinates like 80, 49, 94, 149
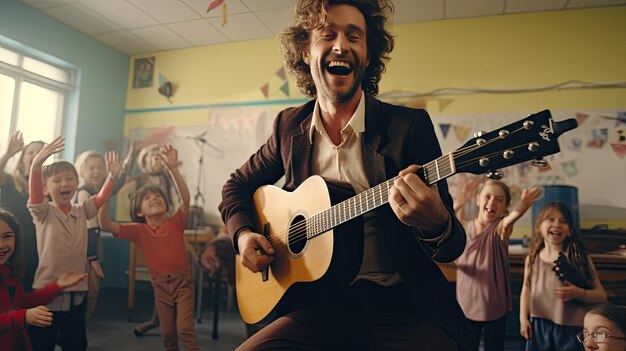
326, 61, 352, 76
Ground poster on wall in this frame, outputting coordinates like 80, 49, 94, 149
116, 105, 279, 224
436, 109, 626, 222
132, 57, 155, 89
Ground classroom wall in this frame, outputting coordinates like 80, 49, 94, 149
124, 6, 626, 231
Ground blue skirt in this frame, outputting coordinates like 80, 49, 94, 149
525, 317, 583, 351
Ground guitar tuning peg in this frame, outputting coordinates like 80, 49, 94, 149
532, 158, 549, 168
486, 169, 504, 179
473, 130, 486, 138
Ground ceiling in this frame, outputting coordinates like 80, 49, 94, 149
19, 0, 626, 55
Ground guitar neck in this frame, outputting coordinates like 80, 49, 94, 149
307, 154, 456, 239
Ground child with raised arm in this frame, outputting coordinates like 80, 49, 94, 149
99, 144, 199, 350
27, 136, 120, 350
74, 145, 134, 320
0, 209, 87, 351
454, 179, 541, 351
0, 131, 44, 291
520, 202, 607, 351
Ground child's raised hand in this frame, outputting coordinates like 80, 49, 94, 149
32, 136, 65, 167
520, 187, 542, 207
25, 305, 53, 327
160, 144, 179, 170
6, 131, 24, 157
56, 271, 88, 289
105, 150, 121, 179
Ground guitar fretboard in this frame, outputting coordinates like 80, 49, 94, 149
306, 154, 456, 238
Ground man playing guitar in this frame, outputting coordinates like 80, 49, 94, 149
219, 1, 476, 350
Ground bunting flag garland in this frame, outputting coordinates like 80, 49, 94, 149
452, 125, 470, 143
587, 128, 608, 148
575, 112, 589, 126
610, 143, 626, 159
260, 83, 269, 99
439, 123, 451, 138
258, 65, 291, 99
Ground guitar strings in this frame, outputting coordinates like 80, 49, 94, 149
264, 126, 530, 247
272, 141, 512, 247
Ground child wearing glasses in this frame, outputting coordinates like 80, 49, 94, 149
519, 202, 607, 351
579, 304, 626, 351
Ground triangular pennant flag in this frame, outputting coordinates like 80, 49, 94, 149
437, 98, 453, 112
260, 83, 269, 99
575, 113, 589, 126
405, 99, 425, 109
610, 143, 626, 159
206, 0, 224, 12
617, 112, 626, 127
280, 81, 289, 97
439, 123, 451, 138
453, 125, 471, 143
276, 66, 286, 81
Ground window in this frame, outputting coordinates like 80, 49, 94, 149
0, 43, 75, 169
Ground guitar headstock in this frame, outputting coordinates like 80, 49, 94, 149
453, 110, 577, 176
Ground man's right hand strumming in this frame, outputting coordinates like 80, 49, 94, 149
237, 229, 275, 273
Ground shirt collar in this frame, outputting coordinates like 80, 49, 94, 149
308, 90, 366, 143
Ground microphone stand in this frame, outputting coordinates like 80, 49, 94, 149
191, 138, 207, 242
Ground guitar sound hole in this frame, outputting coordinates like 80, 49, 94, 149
288, 215, 307, 255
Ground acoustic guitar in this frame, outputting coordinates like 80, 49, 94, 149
236, 109, 578, 324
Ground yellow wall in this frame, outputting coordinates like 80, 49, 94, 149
124, 6, 626, 231
126, 6, 626, 112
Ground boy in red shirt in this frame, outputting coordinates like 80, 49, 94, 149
100, 144, 198, 350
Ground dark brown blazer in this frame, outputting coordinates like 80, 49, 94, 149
219, 93, 477, 350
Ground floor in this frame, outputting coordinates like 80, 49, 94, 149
85, 288, 247, 351
83, 288, 528, 350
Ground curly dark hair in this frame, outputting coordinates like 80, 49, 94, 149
279, 0, 395, 97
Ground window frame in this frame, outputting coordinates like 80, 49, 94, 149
0, 43, 77, 153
